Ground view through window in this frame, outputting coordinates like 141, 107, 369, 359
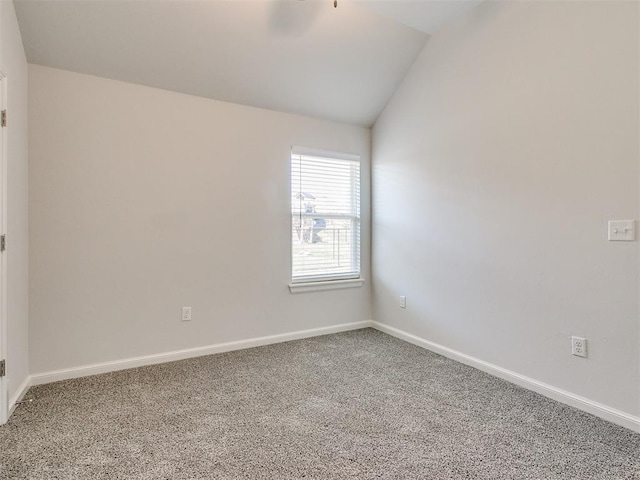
291, 147, 361, 282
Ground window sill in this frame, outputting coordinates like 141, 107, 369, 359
289, 278, 365, 294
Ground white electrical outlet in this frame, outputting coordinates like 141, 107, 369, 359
181, 307, 192, 322
571, 336, 587, 358
400, 296, 406, 309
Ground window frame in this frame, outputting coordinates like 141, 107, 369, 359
289, 146, 363, 292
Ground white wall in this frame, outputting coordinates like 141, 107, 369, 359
29, 65, 371, 374
0, 0, 29, 412
372, 1, 639, 417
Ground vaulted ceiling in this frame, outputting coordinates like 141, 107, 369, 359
14, 0, 480, 126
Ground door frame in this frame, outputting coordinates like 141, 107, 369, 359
0, 73, 8, 425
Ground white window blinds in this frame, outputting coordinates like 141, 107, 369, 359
291, 147, 361, 283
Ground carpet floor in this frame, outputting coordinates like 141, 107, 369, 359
1, 328, 638, 479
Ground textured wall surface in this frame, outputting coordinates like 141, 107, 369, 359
372, 1, 639, 416
29, 65, 371, 373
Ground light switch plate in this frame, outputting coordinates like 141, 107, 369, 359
608, 220, 635, 241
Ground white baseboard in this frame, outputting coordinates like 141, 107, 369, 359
371, 321, 640, 433
30, 320, 374, 387
22, 319, 640, 434
8, 375, 31, 418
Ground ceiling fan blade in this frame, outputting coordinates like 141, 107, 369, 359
268, 0, 325, 36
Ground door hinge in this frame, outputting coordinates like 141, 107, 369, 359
1, 110, 6, 127
0, 360, 5, 377
0, 235, 5, 252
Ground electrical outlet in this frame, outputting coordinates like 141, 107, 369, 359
181, 307, 192, 322
400, 296, 406, 309
571, 336, 587, 358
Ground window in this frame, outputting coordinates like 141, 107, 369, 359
290, 147, 361, 287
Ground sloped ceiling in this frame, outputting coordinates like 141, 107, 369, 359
358, 0, 482, 35
14, 0, 479, 126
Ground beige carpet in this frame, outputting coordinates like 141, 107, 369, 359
1, 329, 638, 479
